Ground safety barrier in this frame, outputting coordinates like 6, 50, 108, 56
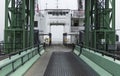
0, 45, 44, 76
74, 45, 120, 76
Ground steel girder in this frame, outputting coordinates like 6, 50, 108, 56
84, 0, 115, 51
4, 0, 35, 53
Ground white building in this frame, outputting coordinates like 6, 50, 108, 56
35, 9, 84, 44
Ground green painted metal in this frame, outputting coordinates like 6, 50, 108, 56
0, 45, 44, 76
74, 48, 112, 76
10, 50, 45, 76
4, 0, 35, 53
30, 0, 35, 47
82, 48, 120, 76
80, 55, 112, 76
84, 0, 91, 46
10, 54, 40, 76
84, 0, 116, 51
74, 45, 120, 76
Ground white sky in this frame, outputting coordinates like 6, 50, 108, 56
0, 0, 120, 41
38, 0, 78, 10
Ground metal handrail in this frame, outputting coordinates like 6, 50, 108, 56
0, 44, 44, 76
76, 44, 120, 60
9, 44, 44, 58
0, 42, 23, 54
8, 45, 34, 58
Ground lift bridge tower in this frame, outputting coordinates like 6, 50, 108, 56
4, 0, 35, 53
84, 0, 116, 51
4, 0, 115, 53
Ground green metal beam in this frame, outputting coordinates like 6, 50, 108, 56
30, 0, 35, 46
84, 0, 116, 51
4, 0, 35, 53
84, 0, 91, 47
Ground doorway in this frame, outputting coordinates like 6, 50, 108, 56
51, 25, 64, 44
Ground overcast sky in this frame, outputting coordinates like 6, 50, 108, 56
38, 0, 78, 9
0, 0, 120, 41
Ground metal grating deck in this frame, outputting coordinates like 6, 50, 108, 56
44, 52, 99, 76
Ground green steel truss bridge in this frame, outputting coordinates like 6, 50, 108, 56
0, 0, 120, 76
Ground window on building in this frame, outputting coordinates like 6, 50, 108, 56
48, 11, 69, 16
34, 21, 38, 27
72, 19, 79, 26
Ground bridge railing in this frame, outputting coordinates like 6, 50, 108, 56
0, 42, 23, 55
74, 44, 120, 76
75, 44, 120, 60
0, 44, 44, 76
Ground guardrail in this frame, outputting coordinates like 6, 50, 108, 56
75, 44, 120, 60
0, 42, 23, 54
0, 44, 44, 76
74, 44, 120, 76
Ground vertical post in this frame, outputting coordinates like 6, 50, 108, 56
22, 0, 26, 49
112, 0, 116, 44
113, 1, 115, 29
4, 0, 9, 53
49, 33, 52, 46
30, 0, 35, 47
26, 0, 30, 47
84, 0, 91, 47
37, 44, 40, 55
94, 31, 96, 49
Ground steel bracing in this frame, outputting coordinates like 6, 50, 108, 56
4, 0, 116, 53
4, 0, 35, 53
84, 0, 115, 51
